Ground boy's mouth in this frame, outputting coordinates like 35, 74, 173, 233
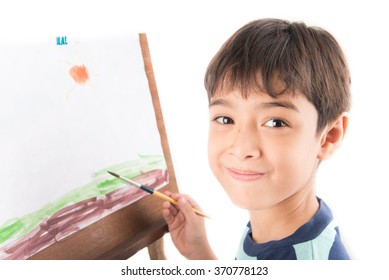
227, 168, 265, 182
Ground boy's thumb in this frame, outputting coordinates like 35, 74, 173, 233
178, 197, 196, 219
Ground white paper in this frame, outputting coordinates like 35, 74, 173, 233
0, 35, 167, 254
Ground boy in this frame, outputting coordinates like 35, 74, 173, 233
162, 18, 350, 260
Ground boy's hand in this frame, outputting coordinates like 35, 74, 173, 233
162, 192, 216, 260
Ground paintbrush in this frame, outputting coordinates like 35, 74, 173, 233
107, 171, 210, 219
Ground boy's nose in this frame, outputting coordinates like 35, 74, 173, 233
228, 127, 261, 161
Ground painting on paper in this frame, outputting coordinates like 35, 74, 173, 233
0, 35, 168, 259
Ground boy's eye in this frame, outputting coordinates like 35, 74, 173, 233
215, 116, 234, 125
264, 119, 287, 128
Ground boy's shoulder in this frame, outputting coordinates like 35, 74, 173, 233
236, 198, 350, 260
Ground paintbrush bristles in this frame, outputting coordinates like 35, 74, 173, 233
107, 171, 120, 178
107, 171, 141, 188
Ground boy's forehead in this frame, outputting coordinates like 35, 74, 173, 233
209, 72, 290, 100
208, 73, 313, 110
210, 87, 300, 105
209, 88, 315, 115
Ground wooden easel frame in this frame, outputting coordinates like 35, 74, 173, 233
29, 34, 177, 260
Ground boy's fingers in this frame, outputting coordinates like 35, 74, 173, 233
162, 201, 178, 224
163, 192, 200, 207
162, 208, 174, 224
179, 194, 203, 211
177, 196, 198, 221
162, 200, 178, 216
170, 193, 181, 201
162, 200, 171, 209
162, 192, 203, 220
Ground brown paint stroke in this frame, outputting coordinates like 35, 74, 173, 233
1, 169, 168, 259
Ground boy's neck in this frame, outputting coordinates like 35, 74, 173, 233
248, 190, 319, 244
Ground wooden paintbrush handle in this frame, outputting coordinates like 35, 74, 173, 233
153, 190, 210, 219
153, 190, 178, 205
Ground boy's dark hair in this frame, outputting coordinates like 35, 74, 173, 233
204, 18, 351, 133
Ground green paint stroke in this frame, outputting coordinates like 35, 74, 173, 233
0, 154, 166, 245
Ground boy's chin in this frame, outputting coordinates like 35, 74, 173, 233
227, 195, 268, 211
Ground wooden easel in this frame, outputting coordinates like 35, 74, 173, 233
29, 34, 177, 260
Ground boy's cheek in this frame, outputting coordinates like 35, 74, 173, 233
207, 137, 230, 182
207, 130, 226, 156
207, 136, 220, 171
274, 142, 319, 182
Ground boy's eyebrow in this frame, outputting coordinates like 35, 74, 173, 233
209, 98, 299, 112
259, 101, 300, 112
208, 99, 232, 108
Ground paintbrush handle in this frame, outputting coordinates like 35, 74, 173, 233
153, 190, 178, 205
153, 190, 211, 219
107, 171, 211, 218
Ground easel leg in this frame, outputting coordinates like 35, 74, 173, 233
147, 237, 166, 260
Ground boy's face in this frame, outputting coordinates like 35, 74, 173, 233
208, 89, 322, 210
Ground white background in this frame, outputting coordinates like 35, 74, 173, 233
1, 0, 388, 260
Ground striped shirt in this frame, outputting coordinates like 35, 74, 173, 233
235, 198, 350, 260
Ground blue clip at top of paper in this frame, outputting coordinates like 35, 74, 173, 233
56, 36, 68, 45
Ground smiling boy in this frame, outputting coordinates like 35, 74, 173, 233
163, 18, 351, 260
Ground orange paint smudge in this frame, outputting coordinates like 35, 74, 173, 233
69, 64, 89, 85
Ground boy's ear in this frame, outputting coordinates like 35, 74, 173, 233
318, 112, 349, 160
